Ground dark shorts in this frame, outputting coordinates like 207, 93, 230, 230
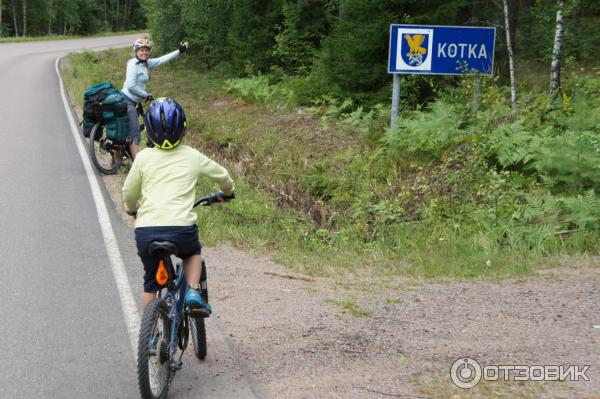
121, 92, 141, 145
135, 225, 202, 292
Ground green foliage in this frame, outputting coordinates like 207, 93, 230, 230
227, 1, 284, 73
2, 0, 143, 37
536, 130, 600, 193
179, 0, 231, 68
523, 0, 600, 66
273, 1, 329, 74
312, 0, 399, 93
141, 0, 185, 52
224, 75, 294, 107
486, 121, 540, 169
384, 101, 465, 161
222, 64, 600, 270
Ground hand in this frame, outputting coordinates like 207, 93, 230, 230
221, 192, 235, 202
178, 41, 188, 53
145, 94, 154, 102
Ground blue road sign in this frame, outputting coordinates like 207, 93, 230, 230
388, 25, 496, 76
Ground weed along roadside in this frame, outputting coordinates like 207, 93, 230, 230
62, 47, 600, 282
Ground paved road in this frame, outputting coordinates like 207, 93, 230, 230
0, 35, 262, 399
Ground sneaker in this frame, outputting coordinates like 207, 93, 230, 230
185, 287, 212, 317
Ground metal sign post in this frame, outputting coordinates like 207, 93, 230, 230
391, 74, 401, 130
388, 24, 496, 129
472, 79, 481, 113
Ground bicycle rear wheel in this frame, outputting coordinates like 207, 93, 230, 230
138, 299, 171, 399
89, 123, 122, 175
189, 316, 207, 360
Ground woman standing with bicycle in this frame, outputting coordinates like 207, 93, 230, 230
121, 38, 188, 160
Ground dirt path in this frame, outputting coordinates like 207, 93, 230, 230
102, 171, 600, 399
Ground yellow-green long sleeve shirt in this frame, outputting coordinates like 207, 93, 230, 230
122, 145, 234, 228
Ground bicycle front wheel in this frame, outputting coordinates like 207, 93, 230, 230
89, 123, 122, 175
138, 299, 171, 399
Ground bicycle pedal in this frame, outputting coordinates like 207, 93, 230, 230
188, 307, 210, 318
170, 361, 183, 372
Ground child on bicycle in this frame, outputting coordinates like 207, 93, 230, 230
121, 38, 188, 160
122, 97, 234, 315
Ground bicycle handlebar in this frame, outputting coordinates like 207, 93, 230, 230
127, 192, 234, 218
194, 192, 235, 208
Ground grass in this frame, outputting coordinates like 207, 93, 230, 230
0, 30, 144, 43
60, 47, 575, 282
415, 373, 578, 399
385, 297, 401, 304
325, 298, 372, 318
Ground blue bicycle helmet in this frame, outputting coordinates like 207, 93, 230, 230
145, 98, 187, 150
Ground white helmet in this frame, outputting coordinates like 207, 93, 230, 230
133, 38, 152, 51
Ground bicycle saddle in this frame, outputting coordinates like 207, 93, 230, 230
148, 241, 178, 257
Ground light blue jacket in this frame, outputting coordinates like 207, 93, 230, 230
121, 50, 180, 103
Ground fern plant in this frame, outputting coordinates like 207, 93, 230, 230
383, 100, 464, 162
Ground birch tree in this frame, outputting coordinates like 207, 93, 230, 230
550, 0, 565, 92
503, 0, 517, 108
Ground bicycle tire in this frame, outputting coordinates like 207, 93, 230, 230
189, 316, 207, 360
138, 299, 171, 399
89, 123, 122, 175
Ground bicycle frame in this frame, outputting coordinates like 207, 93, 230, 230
160, 256, 189, 363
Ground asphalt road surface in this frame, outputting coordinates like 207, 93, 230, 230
0, 35, 262, 399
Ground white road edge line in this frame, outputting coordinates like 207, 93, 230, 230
55, 56, 140, 357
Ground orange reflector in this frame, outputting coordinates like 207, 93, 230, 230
156, 260, 168, 286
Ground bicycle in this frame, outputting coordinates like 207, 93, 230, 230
137, 192, 233, 399
89, 102, 145, 175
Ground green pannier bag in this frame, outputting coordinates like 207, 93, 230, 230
102, 93, 129, 143
105, 116, 130, 143
82, 82, 128, 140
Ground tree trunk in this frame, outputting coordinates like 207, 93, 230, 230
522, 0, 536, 40
47, 0, 52, 35
21, 0, 25, 36
508, 0, 519, 51
126, 0, 134, 29
103, 0, 107, 28
550, 0, 565, 92
456, 0, 473, 25
123, 0, 130, 30
116, 0, 119, 30
0, 0, 3, 37
573, 0, 584, 32
338, 0, 345, 19
503, 0, 517, 108
11, 0, 18, 37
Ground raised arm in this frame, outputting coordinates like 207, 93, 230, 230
147, 49, 180, 69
